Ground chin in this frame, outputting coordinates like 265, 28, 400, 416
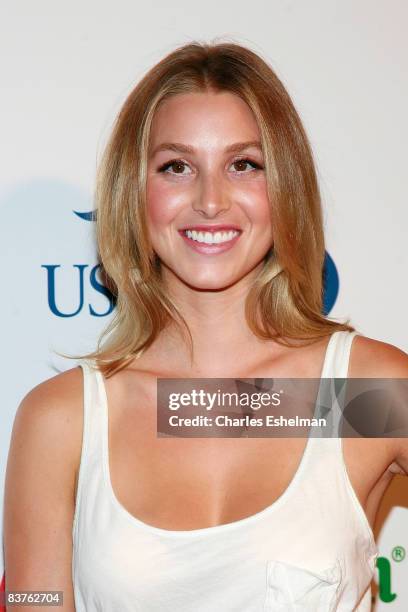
180, 274, 241, 291
162, 261, 248, 291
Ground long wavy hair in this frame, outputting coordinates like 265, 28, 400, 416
62, 40, 354, 377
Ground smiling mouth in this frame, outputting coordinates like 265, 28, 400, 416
181, 228, 241, 245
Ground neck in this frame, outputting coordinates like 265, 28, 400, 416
140, 266, 280, 377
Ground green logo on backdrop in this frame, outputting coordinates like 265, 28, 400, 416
376, 547, 406, 603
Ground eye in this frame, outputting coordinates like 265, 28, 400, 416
230, 157, 264, 173
158, 159, 192, 175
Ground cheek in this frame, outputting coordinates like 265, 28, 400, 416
146, 178, 184, 228
238, 180, 272, 225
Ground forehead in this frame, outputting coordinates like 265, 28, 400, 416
149, 91, 261, 147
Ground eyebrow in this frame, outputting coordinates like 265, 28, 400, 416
150, 140, 263, 157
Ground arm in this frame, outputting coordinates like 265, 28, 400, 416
350, 335, 408, 475
384, 345, 408, 475
2, 367, 84, 611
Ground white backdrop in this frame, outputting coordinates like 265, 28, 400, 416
1, 1, 407, 609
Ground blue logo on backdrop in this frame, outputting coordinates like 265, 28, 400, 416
42, 203, 115, 318
42, 207, 338, 317
73, 209, 97, 222
322, 251, 339, 315
42, 263, 116, 317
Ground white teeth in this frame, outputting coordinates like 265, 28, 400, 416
184, 229, 240, 244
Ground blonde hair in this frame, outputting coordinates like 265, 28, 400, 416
63, 40, 354, 377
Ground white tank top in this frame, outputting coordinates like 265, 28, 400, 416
72, 330, 379, 611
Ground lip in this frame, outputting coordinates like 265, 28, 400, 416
178, 226, 242, 255
178, 224, 242, 232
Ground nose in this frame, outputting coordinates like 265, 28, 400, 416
192, 171, 231, 218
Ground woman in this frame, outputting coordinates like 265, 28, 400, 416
3, 41, 408, 611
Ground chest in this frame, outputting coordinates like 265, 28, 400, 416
106, 390, 392, 532
95, 335, 395, 534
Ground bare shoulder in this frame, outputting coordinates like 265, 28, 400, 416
350, 333, 408, 377
13, 365, 84, 458
349, 334, 408, 475
14, 364, 85, 483
6, 364, 85, 504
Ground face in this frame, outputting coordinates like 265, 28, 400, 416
146, 90, 273, 291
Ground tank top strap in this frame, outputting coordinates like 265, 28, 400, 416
304, 330, 360, 484
321, 330, 360, 379
76, 359, 106, 477
310, 331, 356, 438
319, 330, 360, 438
79, 359, 106, 456
72, 359, 107, 542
